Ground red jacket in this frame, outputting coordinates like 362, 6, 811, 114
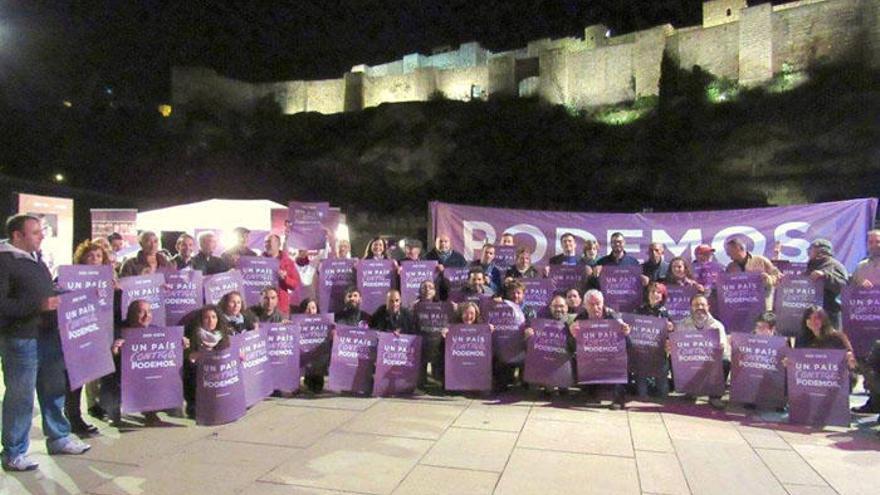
265, 251, 300, 316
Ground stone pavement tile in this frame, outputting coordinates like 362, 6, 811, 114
420, 427, 517, 472
77, 422, 215, 465
261, 432, 433, 495
90, 473, 245, 495
392, 465, 499, 495
529, 405, 630, 426
518, 418, 634, 457
673, 439, 787, 495
790, 443, 880, 495
754, 448, 827, 486
736, 426, 791, 450
630, 417, 674, 453
635, 451, 691, 495
783, 485, 840, 495
215, 405, 355, 447
452, 403, 529, 432
662, 414, 747, 445
277, 395, 380, 411
341, 401, 466, 440
240, 482, 357, 494
0, 455, 133, 495
494, 448, 640, 495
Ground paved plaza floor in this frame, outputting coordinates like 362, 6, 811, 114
1, 388, 879, 495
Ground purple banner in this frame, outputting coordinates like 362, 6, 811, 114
666, 285, 698, 322
523, 318, 574, 388
317, 258, 357, 314
57, 290, 115, 390
442, 267, 469, 293
842, 286, 880, 359
288, 201, 329, 250
445, 324, 492, 391
774, 276, 823, 337
787, 349, 850, 427
599, 265, 642, 313
548, 265, 584, 293
203, 270, 245, 306
293, 314, 334, 374
716, 272, 765, 334
240, 327, 273, 407
57, 265, 114, 311
357, 259, 395, 314
431, 199, 877, 271
266, 322, 301, 393
196, 338, 246, 426
328, 326, 378, 394
118, 273, 167, 332
163, 270, 204, 326
622, 313, 668, 378
238, 256, 279, 307
484, 300, 527, 364
400, 261, 438, 307
494, 246, 516, 272
120, 326, 184, 414
521, 278, 555, 310
729, 334, 787, 408
373, 333, 422, 396
693, 261, 724, 293
575, 319, 628, 384
669, 331, 725, 397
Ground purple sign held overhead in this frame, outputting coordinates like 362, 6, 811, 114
288, 201, 329, 250
729, 334, 787, 408
622, 313, 668, 378
494, 246, 516, 272
238, 256, 279, 307
445, 324, 492, 391
787, 349, 850, 427
57, 289, 115, 390
548, 265, 584, 293
575, 319, 628, 384
774, 276, 823, 337
118, 273, 167, 333
293, 313, 334, 374
523, 318, 573, 388
666, 285, 698, 322
693, 261, 724, 293
373, 333, 422, 397
318, 258, 357, 314
716, 272, 765, 334
357, 259, 395, 314
842, 287, 880, 359
328, 326, 378, 394
669, 331, 725, 397
203, 270, 245, 306
400, 261, 438, 307
240, 327, 273, 407
599, 265, 642, 313
521, 278, 555, 310
196, 338, 246, 426
163, 270, 204, 326
484, 300, 527, 364
120, 326, 184, 414
57, 265, 114, 310
266, 322, 301, 393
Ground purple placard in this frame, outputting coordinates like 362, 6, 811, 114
774, 276, 823, 337
444, 324, 492, 391
693, 261, 724, 293
400, 261, 438, 307
57, 265, 114, 311
599, 265, 643, 313
521, 278, 555, 310
787, 349, 850, 427
669, 331, 725, 397
120, 326, 184, 414
575, 319, 628, 384
57, 289, 115, 390
548, 265, 584, 292
288, 201, 329, 250
356, 259, 395, 314
246, 230, 270, 254
716, 272, 765, 334
328, 326, 378, 394
293, 313, 334, 374
163, 270, 204, 326
841, 286, 880, 359
318, 258, 357, 314
238, 256, 280, 307
729, 334, 787, 408
442, 267, 469, 293
266, 322, 301, 393
203, 270, 245, 306
523, 318, 574, 388
241, 327, 272, 407
118, 273, 167, 329
484, 300, 527, 364
773, 260, 808, 277
373, 333, 422, 396
494, 246, 516, 272
414, 301, 455, 335
622, 313, 668, 378
666, 285, 698, 322
195, 338, 246, 426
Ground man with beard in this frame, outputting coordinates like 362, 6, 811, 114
674, 294, 730, 409
470, 244, 502, 295
596, 232, 640, 269
335, 287, 371, 327
249, 287, 284, 323
371, 290, 416, 335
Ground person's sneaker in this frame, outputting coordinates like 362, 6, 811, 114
2, 455, 39, 472
851, 403, 879, 414
47, 436, 91, 455
709, 398, 725, 410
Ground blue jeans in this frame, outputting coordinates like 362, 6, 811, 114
0, 332, 71, 459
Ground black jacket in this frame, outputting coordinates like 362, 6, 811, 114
190, 252, 229, 275
0, 241, 56, 338
370, 305, 417, 334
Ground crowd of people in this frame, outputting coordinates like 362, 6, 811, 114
2, 212, 879, 472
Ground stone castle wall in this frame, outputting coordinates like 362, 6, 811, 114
171, 0, 879, 118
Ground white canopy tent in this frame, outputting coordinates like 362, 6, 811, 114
137, 198, 285, 234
